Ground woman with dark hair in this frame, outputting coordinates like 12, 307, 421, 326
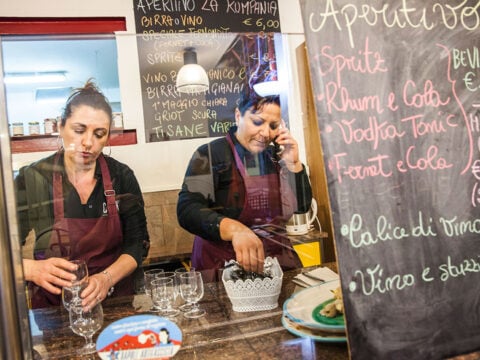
177, 89, 312, 281
15, 80, 149, 309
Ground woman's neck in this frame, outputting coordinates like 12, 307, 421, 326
64, 157, 97, 204
64, 156, 95, 177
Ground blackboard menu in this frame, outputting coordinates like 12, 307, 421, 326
300, 0, 480, 359
136, 33, 245, 142
133, 0, 281, 33
133, 0, 282, 142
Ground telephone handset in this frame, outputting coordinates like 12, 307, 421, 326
272, 136, 284, 159
272, 123, 286, 159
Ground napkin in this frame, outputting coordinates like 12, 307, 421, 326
294, 267, 339, 287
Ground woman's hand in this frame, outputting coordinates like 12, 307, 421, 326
79, 254, 137, 310
220, 218, 265, 274
80, 273, 110, 310
275, 122, 303, 172
23, 258, 77, 295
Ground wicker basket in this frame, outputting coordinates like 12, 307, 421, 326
222, 257, 283, 312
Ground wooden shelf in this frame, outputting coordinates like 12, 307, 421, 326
10, 129, 137, 154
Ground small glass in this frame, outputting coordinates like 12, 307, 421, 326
68, 259, 88, 300
155, 272, 177, 305
70, 260, 88, 286
144, 268, 164, 297
144, 268, 164, 311
69, 301, 103, 355
175, 267, 195, 311
61, 285, 84, 311
151, 277, 180, 318
179, 271, 205, 319
155, 271, 175, 280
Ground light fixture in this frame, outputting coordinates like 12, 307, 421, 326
175, 48, 209, 94
35, 87, 72, 103
253, 79, 281, 97
4, 71, 67, 85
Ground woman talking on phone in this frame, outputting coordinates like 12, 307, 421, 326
15, 80, 149, 308
177, 88, 312, 281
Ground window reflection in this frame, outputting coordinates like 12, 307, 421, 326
2, 35, 121, 136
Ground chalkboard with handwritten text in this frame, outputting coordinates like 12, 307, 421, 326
132, 0, 282, 142
136, 33, 245, 142
301, 0, 480, 359
133, 0, 281, 34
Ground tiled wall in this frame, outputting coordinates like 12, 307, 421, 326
142, 190, 194, 266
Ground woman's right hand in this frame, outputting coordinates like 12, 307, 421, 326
23, 258, 78, 295
219, 218, 265, 274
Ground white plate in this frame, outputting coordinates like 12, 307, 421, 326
283, 279, 345, 333
281, 315, 346, 343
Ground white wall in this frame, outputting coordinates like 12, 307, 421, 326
3, 0, 307, 192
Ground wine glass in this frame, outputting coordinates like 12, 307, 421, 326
175, 267, 195, 311
144, 269, 164, 297
69, 301, 104, 355
179, 271, 205, 319
154, 272, 177, 309
69, 259, 88, 296
62, 259, 88, 310
62, 286, 81, 311
144, 268, 164, 311
151, 277, 180, 318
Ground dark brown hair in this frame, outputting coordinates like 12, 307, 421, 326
61, 79, 112, 127
237, 87, 280, 116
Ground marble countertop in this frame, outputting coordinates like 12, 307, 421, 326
30, 264, 348, 360
28, 262, 480, 360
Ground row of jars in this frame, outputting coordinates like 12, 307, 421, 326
10, 118, 58, 136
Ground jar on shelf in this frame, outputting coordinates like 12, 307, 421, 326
112, 112, 124, 129
28, 121, 41, 135
44, 118, 58, 134
10, 122, 24, 136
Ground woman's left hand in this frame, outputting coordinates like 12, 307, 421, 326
275, 123, 302, 172
80, 273, 110, 310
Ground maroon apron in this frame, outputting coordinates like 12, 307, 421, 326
191, 133, 301, 281
30, 153, 133, 308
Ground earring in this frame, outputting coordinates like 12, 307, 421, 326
57, 136, 64, 151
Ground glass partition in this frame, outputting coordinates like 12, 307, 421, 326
0, 37, 32, 360
0, 31, 300, 357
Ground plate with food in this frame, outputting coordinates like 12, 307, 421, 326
283, 279, 345, 333
281, 315, 347, 343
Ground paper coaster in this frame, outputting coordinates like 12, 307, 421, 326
96, 314, 182, 359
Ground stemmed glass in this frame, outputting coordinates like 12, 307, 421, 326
179, 271, 205, 319
62, 259, 88, 310
70, 259, 88, 295
144, 268, 164, 311
151, 277, 180, 318
175, 267, 194, 312
62, 286, 76, 311
144, 268, 164, 298
69, 301, 103, 355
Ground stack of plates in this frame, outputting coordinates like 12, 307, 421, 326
282, 279, 347, 343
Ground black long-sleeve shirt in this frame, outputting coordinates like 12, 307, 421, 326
177, 127, 313, 242
15, 152, 149, 265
